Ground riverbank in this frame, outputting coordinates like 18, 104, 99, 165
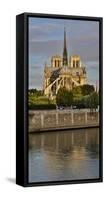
29, 109, 99, 133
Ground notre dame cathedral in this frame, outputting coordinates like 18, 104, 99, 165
43, 28, 87, 99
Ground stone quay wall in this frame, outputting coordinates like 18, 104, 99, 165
29, 110, 99, 133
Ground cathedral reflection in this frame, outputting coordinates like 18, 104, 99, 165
29, 128, 99, 160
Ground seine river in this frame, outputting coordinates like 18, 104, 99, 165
28, 128, 99, 183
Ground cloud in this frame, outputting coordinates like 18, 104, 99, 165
86, 60, 99, 87
29, 36, 99, 63
28, 17, 99, 89
29, 65, 44, 89
29, 21, 62, 42
29, 40, 63, 58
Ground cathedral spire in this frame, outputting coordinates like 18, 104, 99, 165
63, 27, 68, 66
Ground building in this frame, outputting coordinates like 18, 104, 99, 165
43, 28, 87, 99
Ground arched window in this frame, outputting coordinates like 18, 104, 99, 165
58, 60, 59, 67
73, 60, 75, 67
76, 72, 79, 76
76, 60, 80, 67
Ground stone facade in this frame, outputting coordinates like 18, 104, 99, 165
43, 29, 87, 99
29, 110, 99, 132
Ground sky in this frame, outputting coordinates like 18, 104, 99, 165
28, 17, 99, 90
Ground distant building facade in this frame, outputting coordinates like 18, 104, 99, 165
43, 28, 87, 99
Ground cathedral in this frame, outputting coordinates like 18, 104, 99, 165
43, 28, 87, 99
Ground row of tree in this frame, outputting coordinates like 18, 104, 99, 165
56, 84, 99, 110
28, 88, 42, 97
72, 84, 95, 96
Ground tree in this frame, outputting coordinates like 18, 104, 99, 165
29, 88, 42, 96
73, 98, 85, 109
72, 86, 82, 97
56, 87, 73, 107
87, 92, 99, 111
81, 84, 95, 96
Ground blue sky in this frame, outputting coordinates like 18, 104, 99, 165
28, 17, 99, 89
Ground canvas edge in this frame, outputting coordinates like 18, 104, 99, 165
16, 12, 103, 187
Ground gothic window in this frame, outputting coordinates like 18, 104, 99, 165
76, 72, 79, 76
73, 60, 75, 68
55, 60, 56, 67
76, 60, 80, 67
58, 60, 60, 67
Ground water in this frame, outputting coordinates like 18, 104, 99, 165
28, 128, 99, 183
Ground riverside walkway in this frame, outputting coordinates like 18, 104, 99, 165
28, 109, 99, 133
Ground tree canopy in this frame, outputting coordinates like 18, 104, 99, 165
29, 88, 42, 96
56, 87, 73, 107
81, 84, 95, 96
56, 85, 98, 109
86, 92, 99, 110
72, 84, 95, 97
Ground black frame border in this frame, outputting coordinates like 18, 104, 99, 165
16, 12, 103, 187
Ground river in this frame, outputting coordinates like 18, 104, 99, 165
28, 128, 99, 183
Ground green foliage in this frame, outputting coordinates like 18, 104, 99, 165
73, 97, 85, 109
28, 89, 56, 110
72, 86, 82, 97
28, 88, 42, 97
56, 87, 73, 107
72, 84, 95, 97
28, 86, 98, 110
86, 92, 99, 109
73, 92, 99, 109
81, 84, 95, 96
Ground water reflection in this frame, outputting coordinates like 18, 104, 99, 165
29, 128, 99, 183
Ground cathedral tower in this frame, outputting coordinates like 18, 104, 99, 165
63, 27, 68, 66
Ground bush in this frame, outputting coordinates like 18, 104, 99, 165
86, 92, 99, 110
72, 86, 82, 97
56, 87, 73, 107
72, 84, 95, 97
73, 92, 99, 109
81, 84, 95, 96
73, 98, 85, 109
